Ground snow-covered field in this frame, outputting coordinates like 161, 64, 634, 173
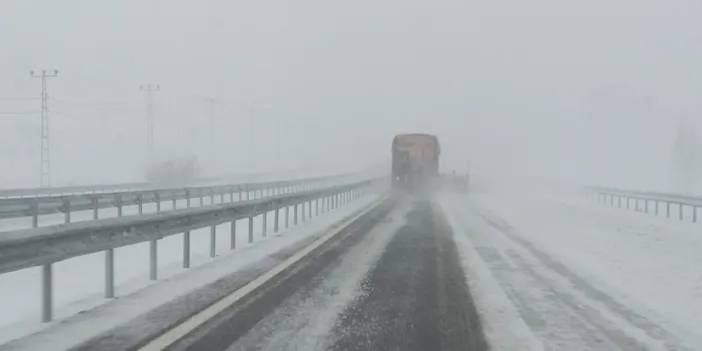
442, 183, 702, 350
0, 192, 380, 347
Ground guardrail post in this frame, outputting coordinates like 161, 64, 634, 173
210, 190, 215, 205
285, 206, 290, 228
210, 225, 216, 258
183, 231, 191, 268
316, 198, 319, 216
230, 189, 235, 203
666, 201, 671, 218
308, 200, 312, 218
199, 192, 204, 207
116, 194, 123, 217
262, 209, 268, 237
149, 240, 158, 280
138, 195, 143, 215
693, 207, 698, 223
655, 200, 659, 215
219, 192, 224, 204
63, 198, 71, 223
186, 190, 191, 208
301, 200, 306, 222
248, 215, 254, 243
274, 207, 280, 232
644, 199, 649, 213
92, 196, 99, 220
105, 248, 114, 298
32, 200, 39, 228
41, 263, 52, 322
294, 204, 299, 225
679, 203, 684, 221
231, 220, 237, 249
155, 192, 161, 213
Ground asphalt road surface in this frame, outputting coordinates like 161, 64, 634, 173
167, 198, 487, 351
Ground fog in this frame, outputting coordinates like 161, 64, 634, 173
1, 0, 701, 191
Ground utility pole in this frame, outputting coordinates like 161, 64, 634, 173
140, 84, 160, 153
30, 69, 59, 188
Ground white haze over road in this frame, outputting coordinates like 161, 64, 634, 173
1, 0, 701, 190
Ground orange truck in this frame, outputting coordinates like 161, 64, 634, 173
392, 133, 440, 189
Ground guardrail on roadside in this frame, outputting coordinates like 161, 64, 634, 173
0, 175, 351, 229
0, 182, 155, 199
0, 178, 381, 323
591, 186, 702, 222
0, 173, 353, 199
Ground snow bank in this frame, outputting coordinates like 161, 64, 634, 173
469, 185, 702, 346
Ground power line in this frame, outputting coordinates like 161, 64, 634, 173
30, 69, 59, 188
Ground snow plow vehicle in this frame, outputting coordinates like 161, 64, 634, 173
392, 133, 440, 190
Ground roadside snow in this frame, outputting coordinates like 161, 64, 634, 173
438, 196, 544, 351
0, 193, 381, 348
468, 185, 702, 347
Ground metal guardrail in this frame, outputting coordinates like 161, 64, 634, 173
0, 173, 352, 199
0, 178, 380, 323
592, 186, 702, 222
0, 175, 350, 228
0, 182, 154, 199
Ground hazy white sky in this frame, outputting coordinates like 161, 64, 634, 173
1, 0, 701, 189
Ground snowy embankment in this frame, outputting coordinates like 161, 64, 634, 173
0, 193, 380, 348
443, 181, 702, 349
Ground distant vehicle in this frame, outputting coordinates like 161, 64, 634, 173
392, 133, 440, 189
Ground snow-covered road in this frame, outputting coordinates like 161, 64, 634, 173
167, 198, 487, 351
4, 184, 701, 351
442, 188, 702, 350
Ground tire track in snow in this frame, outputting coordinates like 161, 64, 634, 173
475, 209, 694, 351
